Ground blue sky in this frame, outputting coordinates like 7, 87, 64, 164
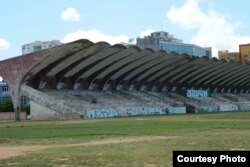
1, 0, 250, 60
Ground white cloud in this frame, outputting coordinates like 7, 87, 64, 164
166, 0, 250, 57
61, 29, 129, 45
139, 29, 155, 38
0, 38, 10, 51
60, 7, 80, 22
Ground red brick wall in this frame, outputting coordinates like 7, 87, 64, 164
0, 112, 27, 120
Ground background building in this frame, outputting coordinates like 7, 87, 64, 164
239, 44, 250, 62
204, 47, 212, 58
218, 50, 240, 62
22, 40, 62, 54
159, 42, 212, 58
0, 82, 11, 101
136, 31, 183, 51
136, 31, 211, 58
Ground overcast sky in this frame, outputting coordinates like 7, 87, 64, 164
1, 0, 250, 60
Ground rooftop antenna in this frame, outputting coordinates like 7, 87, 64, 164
161, 23, 163, 31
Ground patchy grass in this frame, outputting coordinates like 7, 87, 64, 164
0, 111, 250, 166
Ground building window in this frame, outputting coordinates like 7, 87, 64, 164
2, 86, 9, 92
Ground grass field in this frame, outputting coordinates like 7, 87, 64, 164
0, 112, 250, 167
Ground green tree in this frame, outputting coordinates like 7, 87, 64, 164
0, 98, 14, 112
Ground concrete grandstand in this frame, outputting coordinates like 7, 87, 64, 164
1, 39, 250, 120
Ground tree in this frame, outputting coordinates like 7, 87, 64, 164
0, 98, 14, 112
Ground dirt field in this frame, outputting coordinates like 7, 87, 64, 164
0, 136, 174, 159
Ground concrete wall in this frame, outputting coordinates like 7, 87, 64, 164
21, 85, 80, 120
195, 104, 244, 113
30, 101, 70, 120
85, 106, 186, 119
166, 107, 186, 114
195, 105, 219, 113
219, 104, 238, 111
238, 104, 250, 111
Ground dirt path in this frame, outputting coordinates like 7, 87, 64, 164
0, 136, 176, 160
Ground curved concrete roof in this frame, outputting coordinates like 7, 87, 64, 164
22, 39, 250, 93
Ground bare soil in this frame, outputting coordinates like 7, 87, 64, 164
0, 136, 176, 159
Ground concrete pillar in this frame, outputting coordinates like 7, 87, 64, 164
129, 85, 135, 91
56, 82, 64, 90
213, 88, 218, 93
73, 83, 80, 90
13, 87, 21, 121
181, 86, 186, 92
152, 85, 158, 92
103, 83, 112, 91
89, 83, 98, 91
162, 86, 168, 92
116, 84, 128, 91
234, 89, 238, 94
38, 81, 46, 89
221, 88, 225, 93
140, 85, 147, 91
240, 89, 244, 93
171, 86, 176, 92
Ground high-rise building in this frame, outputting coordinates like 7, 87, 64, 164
136, 31, 212, 58
22, 40, 62, 55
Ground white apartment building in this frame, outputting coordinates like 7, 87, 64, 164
22, 40, 62, 54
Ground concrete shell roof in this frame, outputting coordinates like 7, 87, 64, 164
22, 39, 250, 92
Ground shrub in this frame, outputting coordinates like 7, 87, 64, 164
0, 98, 14, 112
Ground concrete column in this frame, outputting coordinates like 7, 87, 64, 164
140, 85, 147, 91
152, 85, 159, 92
171, 86, 176, 92
56, 82, 64, 90
213, 88, 218, 93
129, 85, 135, 91
38, 81, 46, 89
234, 89, 238, 94
116, 84, 128, 91
73, 83, 80, 90
162, 86, 168, 92
103, 83, 112, 91
221, 88, 225, 93
240, 89, 244, 93
13, 87, 21, 121
89, 83, 98, 91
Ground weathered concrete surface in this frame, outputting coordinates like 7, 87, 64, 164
0, 40, 88, 116
1, 39, 250, 120
30, 101, 64, 120
21, 85, 80, 120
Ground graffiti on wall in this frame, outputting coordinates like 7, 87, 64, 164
85, 106, 186, 118
126, 107, 164, 116
219, 105, 238, 111
86, 108, 122, 119
187, 90, 208, 98
166, 107, 186, 114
